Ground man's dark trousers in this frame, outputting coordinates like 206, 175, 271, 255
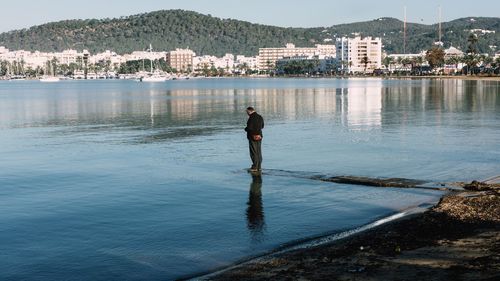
249, 139, 262, 170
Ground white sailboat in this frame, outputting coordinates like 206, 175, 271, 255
141, 74, 167, 82
140, 44, 168, 82
39, 76, 60, 82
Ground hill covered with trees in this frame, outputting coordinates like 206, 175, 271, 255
0, 10, 498, 56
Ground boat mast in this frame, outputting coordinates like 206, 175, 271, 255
403, 6, 407, 54
149, 44, 153, 73
438, 5, 442, 43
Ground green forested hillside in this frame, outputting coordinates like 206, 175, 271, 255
0, 10, 498, 55
327, 17, 499, 54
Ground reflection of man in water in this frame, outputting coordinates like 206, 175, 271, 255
246, 174, 265, 240
244, 107, 264, 172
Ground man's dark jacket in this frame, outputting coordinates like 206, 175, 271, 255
245, 112, 264, 140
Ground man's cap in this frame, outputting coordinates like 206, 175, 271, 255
246, 106, 255, 111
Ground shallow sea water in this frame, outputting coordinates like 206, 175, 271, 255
0, 78, 498, 280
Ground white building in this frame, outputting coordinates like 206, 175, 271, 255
123, 50, 166, 62
276, 54, 338, 74
336, 37, 382, 73
444, 46, 464, 59
193, 54, 259, 74
235, 55, 259, 71
193, 55, 217, 69
258, 43, 336, 70
386, 53, 425, 61
217, 53, 236, 70
193, 54, 232, 72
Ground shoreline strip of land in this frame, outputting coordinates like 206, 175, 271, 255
202, 181, 499, 281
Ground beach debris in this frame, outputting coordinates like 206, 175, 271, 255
432, 193, 500, 223
395, 246, 401, 253
462, 180, 500, 192
347, 266, 366, 273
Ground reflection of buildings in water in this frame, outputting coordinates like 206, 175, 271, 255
344, 82, 382, 128
239, 88, 339, 120
5, 80, 494, 130
379, 79, 498, 128
246, 174, 265, 240
164, 90, 201, 120
0, 91, 125, 127
1, 85, 345, 128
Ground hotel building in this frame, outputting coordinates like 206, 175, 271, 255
258, 43, 336, 71
166, 48, 196, 72
336, 37, 382, 73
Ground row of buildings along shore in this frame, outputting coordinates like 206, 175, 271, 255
1, 36, 499, 78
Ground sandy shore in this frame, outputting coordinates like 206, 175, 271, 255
206, 182, 499, 281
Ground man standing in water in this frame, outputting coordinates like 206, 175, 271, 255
245, 107, 264, 172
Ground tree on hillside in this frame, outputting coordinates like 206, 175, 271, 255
0, 11, 499, 56
425, 47, 445, 69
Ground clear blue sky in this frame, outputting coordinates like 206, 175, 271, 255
1, 0, 499, 32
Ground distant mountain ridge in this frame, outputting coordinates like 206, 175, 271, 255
0, 10, 498, 56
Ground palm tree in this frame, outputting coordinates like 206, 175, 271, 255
464, 34, 480, 75
202, 63, 210, 77
12, 61, 19, 75
401, 58, 411, 71
445, 56, 460, 73
415, 56, 424, 67
466, 34, 479, 55
0, 60, 8, 76
25, 67, 35, 78
492, 57, 500, 70
382, 56, 394, 69
266, 60, 272, 74
482, 55, 493, 67
396, 57, 403, 72
463, 54, 479, 75
311, 58, 320, 75
76, 56, 83, 70
83, 53, 89, 79
19, 59, 26, 76
361, 54, 370, 73
105, 60, 112, 73
340, 60, 348, 74
50, 57, 59, 76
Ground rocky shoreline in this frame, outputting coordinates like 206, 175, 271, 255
206, 182, 499, 281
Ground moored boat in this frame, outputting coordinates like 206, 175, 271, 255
39, 76, 60, 82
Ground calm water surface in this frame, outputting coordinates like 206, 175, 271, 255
0, 78, 499, 280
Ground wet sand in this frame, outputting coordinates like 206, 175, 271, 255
207, 182, 499, 281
